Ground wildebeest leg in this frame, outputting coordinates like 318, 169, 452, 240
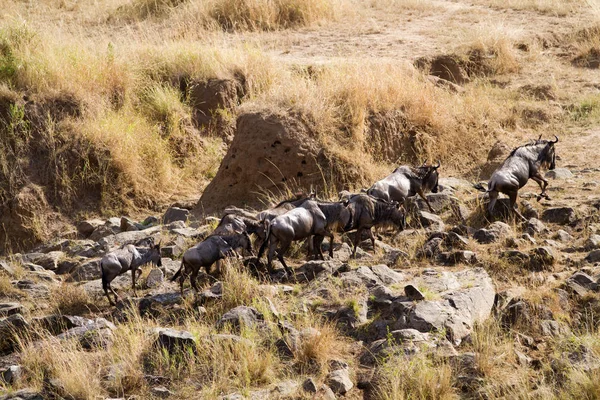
508, 190, 527, 222
352, 228, 363, 258
418, 189, 435, 213
368, 228, 376, 254
131, 268, 138, 297
326, 231, 335, 258
276, 241, 294, 276
267, 238, 278, 274
190, 264, 204, 293
487, 190, 499, 218
531, 174, 550, 201
313, 235, 325, 260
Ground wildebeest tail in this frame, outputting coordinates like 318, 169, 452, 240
100, 260, 108, 291
257, 219, 271, 259
170, 260, 184, 282
473, 182, 488, 192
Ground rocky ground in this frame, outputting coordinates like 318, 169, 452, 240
1, 149, 599, 398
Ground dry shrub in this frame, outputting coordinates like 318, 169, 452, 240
0, 274, 26, 299
469, 0, 584, 15
178, 0, 339, 32
19, 335, 105, 398
114, 0, 188, 21
374, 353, 457, 400
49, 283, 97, 315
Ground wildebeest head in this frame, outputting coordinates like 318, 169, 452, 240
423, 161, 441, 193
538, 135, 559, 170
390, 201, 407, 231
149, 242, 162, 267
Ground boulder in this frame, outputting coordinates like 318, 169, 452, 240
584, 234, 600, 251
145, 268, 164, 289
525, 218, 547, 236
585, 249, 600, 264
67, 259, 101, 282
98, 227, 161, 252
417, 211, 445, 231
155, 328, 197, 354
474, 221, 512, 244
541, 207, 577, 225
295, 260, 344, 282
163, 207, 189, 224
528, 247, 555, 271
545, 168, 573, 179
217, 306, 264, 331
76, 219, 104, 237
327, 368, 354, 395
414, 193, 459, 213
0, 365, 21, 385
30, 251, 64, 270
555, 229, 573, 242
0, 303, 24, 317
0, 314, 29, 354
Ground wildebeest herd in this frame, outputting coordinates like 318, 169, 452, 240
100, 136, 559, 305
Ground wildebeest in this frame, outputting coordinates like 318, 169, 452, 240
257, 199, 351, 276
343, 193, 406, 257
476, 135, 559, 220
170, 233, 252, 295
100, 241, 162, 306
367, 161, 441, 213
213, 213, 263, 238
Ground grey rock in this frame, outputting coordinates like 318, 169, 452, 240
151, 386, 173, 398
170, 227, 209, 240
163, 207, 190, 224
586, 249, 600, 263
370, 264, 405, 285
0, 314, 29, 354
0, 260, 15, 276
545, 168, 573, 179
525, 218, 547, 236
145, 268, 164, 289
541, 207, 577, 225
217, 306, 264, 331
0, 365, 21, 385
303, 377, 318, 393
138, 292, 183, 315
67, 258, 101, 282
474, 221, 512, 244
98, 227, 161, 252
444, 232, 469, 249
0, 303, 23, 317
142, 216, 160, 226
440, 250, 478, 265
555, 229, 573, 242
296, 260, 344, 282
405, 285, 425, 301
30, 251, 64, 270
418, 211, 445, 232
160, 258, 181, 279
76, 219, 104, 237
528, 247, 555, 271
584, 234, 600, 251
120, 217, 141, 232
417, 237, 443, 259
327, 368, 354, 395
0, 388, 44, 400
155, 328, 197, 354
160, 245, 182, 258
415, 193, 459, 213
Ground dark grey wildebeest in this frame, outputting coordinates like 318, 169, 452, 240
367, 161, 441, 213
170, 233, 252, 295
477, 135, 559, 220
101, 241, 162, 306
343, 193, 406, 257
257, 199, 351, 276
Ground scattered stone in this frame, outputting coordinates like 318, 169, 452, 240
67, 259, 101, 282
138, 293, 183, 316
440, 250, 478, 265
525, 218, 547, 236
76, 219, 105, 237
417, 211, 445, 231
404, 284, 425, 301
474, 221, 513, 244
327, 368, 354, 395
217, 306, 264, 331
0, 303, 23, 317
295, 260, 344, 282
417, 237, 443, 259
0, 365, 20, 385
584, 234, 600, 251
521, 201, 539, 219
541, 207, 577, 225
151, 386, 174, 398
302, 377, 318, 393
444, 232, 469, 249
30, 251, 64, 270
586, 249, 600, 263
155, 328, 197, 354
145, 268, 164, 289
515, 350, 532, 367
545, 168, 573, 179
163, 207, 189, 224
528, 247, 555, 271
0, 314, 29, 354
0, 260, 15, 276
555, 230, 573, 242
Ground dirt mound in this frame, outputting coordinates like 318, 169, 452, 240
479, 140, 510, 179
189, 78, 245, 143
195, 110, 360, 214
365, 110, 421, 163
415, 54, 470, 85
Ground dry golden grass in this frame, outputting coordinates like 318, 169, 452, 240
470, 0, 585, 16
49, 283, 98, 315
374, 353, 457, 400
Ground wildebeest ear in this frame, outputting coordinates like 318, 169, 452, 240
341, 199, 349, 206
155, 240, 162, 249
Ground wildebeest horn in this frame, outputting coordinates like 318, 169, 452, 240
434, 160, 441, 169
551, 135, 559, 143
538, 134, 542, 140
